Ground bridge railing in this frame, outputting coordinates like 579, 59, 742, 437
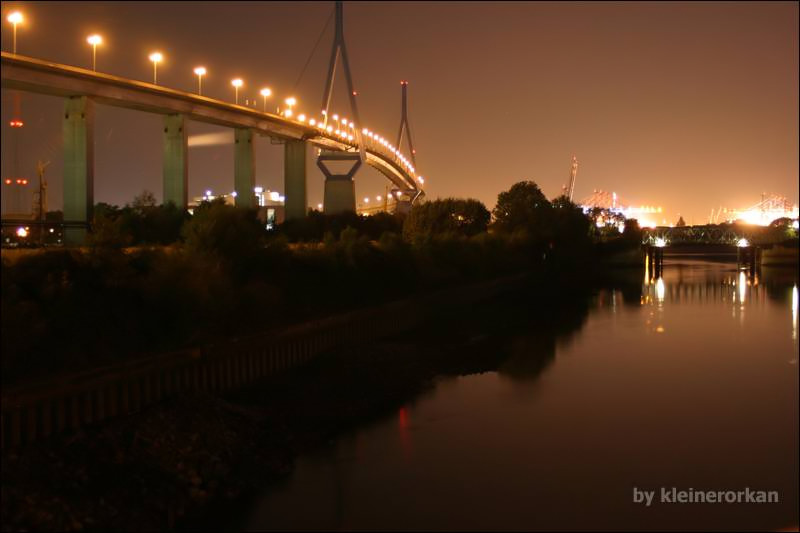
642, 224, 774, 246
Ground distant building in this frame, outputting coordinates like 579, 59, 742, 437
187, 186, 285, 229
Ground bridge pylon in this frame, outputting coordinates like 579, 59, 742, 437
395, 81, 417, 168
319, 1, 365, 214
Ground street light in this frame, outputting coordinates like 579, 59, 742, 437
260, 87, 272, 112
193, 66, 206, 95
87, 34, 102, 71
231, 78, 243, 105
7, 11, 23, 54
149, 52, 163, 84
285, 96, 296, 117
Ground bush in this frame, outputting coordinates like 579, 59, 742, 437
182, 199, 266, 267
403, 198, 490, 243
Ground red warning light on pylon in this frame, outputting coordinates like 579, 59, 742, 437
4, 179, 11, 185
9, 120, 24, 127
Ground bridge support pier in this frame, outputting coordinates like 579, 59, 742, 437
163, 114, 188, 208
234, 128, 256, 208
737, 246, 760, 278
392, 190, 414, 215
324, 178, 356, 214
645, 246, 664, 279
318, 150, 360, 214
284, 140, 307, 220
63, 96, 94, 245
394, 200, 412, 215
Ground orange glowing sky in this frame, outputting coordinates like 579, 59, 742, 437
1, 1, 797, 224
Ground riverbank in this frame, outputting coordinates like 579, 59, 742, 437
1, 277, 598, 532
1, 234, 543, 387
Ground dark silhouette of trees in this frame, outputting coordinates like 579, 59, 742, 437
182, 199, 265, 266
402, 198, 490, 242
88, 193, 187, 247
622, 218, 642, 244
277, 211, 403, 242
491, 181, 552, 240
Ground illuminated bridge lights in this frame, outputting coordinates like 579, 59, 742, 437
1, 11, 424, 198
1, 23, 426, 195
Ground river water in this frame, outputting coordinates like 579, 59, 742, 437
245, 257, 798, 531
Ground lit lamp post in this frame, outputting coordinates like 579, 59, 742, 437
7, 11, 23, 54
260, 88, 272, 112
231, 78, 243, 105
285, 97, 296, 118
193, 66, 206, 95
149, 52, 163, 84
87, 34, 102, 71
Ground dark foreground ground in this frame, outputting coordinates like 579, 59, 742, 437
1, 276, 600, 532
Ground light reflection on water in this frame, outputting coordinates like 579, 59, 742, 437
245, 259, 798, 531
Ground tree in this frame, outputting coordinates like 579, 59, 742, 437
182, 199, 266, 265
491, 181, 551, 241
89, 203, 130, 248
402, 198, 490, 242
131, 190, 157, 212
621, 218, 642, 244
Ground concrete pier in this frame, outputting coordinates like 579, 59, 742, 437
62, 96, 94, 245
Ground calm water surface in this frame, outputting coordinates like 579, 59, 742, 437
246, 258, 799, 531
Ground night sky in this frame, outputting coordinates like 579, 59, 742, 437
1, 1, 797, 223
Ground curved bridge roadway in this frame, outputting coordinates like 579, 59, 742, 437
1, 52, 424, 240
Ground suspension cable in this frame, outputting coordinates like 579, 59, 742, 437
292, 6, 335, 93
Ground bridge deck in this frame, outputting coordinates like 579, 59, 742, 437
1, 52, 420, 193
